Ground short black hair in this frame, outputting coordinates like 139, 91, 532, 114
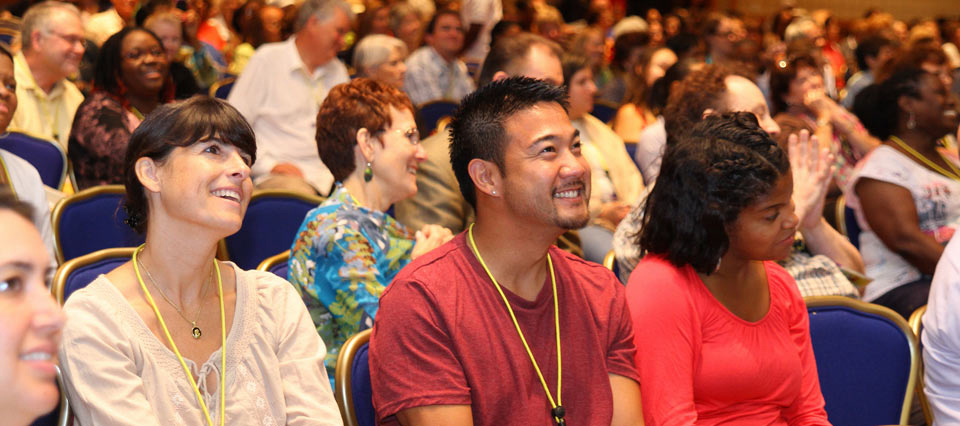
123, 96, 257, 233
855, 35, 892, 71
449, 76, 568, 208
425, 9, 460, 35
639, 112, 789, 274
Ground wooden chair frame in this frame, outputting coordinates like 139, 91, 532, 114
334, 328, 372, 426
255, 250, 301, 296
805, 295, 920, 425
908, 305, 933, 425
602, 250, 616, 271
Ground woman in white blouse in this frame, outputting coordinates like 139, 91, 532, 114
58, 97, 343, 425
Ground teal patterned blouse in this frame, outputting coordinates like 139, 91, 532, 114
288, 184, 416, 384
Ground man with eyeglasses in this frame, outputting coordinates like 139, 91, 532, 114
10, 1, 85, 152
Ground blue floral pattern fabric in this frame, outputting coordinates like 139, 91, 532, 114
288, 184, 415, 383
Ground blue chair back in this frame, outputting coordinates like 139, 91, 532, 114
0, 132, 66, 188
590, 101, 618, 124
416, 101, 458, 135
805, 296, 918, 426
844, 206, 861, 250
223, 190, 323, 270
269, 262, 289, 279
210, 77, 236, 99
335, 329, 374, 426
51, 186, 144, 264
54, 247, 134, 305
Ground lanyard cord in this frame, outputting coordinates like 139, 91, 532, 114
467, 223, 564, 423
889, 135, 960, 181
133, 245, 226, 426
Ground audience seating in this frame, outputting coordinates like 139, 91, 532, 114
590, 100, 619, 124
335, 329, 374, 426
602, 249, 624, 283
0, 131, 67, 189
834, 194, 862, 249
51, 185, 144, 264
256, 250, 301, 296
220, 189, 324, 270
29, 366, 70, 426
53, 247, 134, 305
210, 76, 236, 99
416, 100, 458, 136
908, 305, 933, 425
805, 296, 918, 426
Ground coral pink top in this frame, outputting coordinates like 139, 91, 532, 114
626, 255, 830, 425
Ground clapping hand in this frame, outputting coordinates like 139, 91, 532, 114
789, 130, 835, 230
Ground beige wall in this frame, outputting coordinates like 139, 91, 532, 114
720, 0, 959, 21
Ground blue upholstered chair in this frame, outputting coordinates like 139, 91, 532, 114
416, 100, 458, 136
335, 328, 374, 426
805, 296, 919, 426
51, 185, 144, 264
835, 194, 862, 250
909, 305, 933, 425
53, 247, 134, 305
590, 100, 619, 124
0, 131, 67, 189
220, 190, 324, 270
256, 250, 301, 296
210, 76, 236, 99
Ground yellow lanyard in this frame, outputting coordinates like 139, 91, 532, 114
133, 245, 226, 426
889, 135, 960, 181
467, 223, 565, 424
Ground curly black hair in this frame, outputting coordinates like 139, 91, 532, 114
638, 112, 790, 274
449, 76, 568, 208
853, 67, 926, 140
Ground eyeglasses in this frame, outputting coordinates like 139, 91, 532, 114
122, 48, 166, 61
47, 31, 85, 46
379, 127, 420, 145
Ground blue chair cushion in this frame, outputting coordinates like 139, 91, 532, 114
224, 195, 316, 270
0, 132, 65, 188
64, 256, 129, 302
807, 305, 912, 426
844, 206, 861, 250
416, 101, 458, 135
590, 103, 617, 124
268, 263, 289, 279
352, 343, 375, 426
58, 193, 144, 262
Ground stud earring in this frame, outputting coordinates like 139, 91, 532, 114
491, 190, 497, 195
363, 162, 373, 182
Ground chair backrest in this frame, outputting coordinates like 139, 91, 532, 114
210, 77, 236, 99
53, 247, 134, 305
590, 100, 619, 124
0, 132, 67, 189
256, 250, 301, 296
222, 189, 323, 270
51, 185, 144, 264
602, 250, 623, 283
805, 296, 918, 426
335, 328, 374, 426
835, 195, 862, 249
909, 305, 933, 425
416, 100, 458, 136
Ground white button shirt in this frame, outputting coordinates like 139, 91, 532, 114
228, 37, 349, 195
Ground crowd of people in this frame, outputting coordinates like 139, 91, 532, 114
4, 0, 960, 424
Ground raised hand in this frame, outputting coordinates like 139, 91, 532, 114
789, 130, 834, 231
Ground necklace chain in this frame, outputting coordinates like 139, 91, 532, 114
889, 135, 960, 181
133, 245, 226, 426
137, 255, 212, 338
467, 223, 564, 424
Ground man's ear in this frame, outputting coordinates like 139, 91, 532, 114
491, 71, 510, 82
135, 157, 162, 193
701, 108, 717, 120
468, 158, 501, 198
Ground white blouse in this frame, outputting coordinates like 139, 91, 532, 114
59, 263, 343, 425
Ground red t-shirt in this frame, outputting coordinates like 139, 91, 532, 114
370, 233, 640, 425
627, 255, 830, 426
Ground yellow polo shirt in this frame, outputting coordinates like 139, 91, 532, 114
10, 52, 85, 151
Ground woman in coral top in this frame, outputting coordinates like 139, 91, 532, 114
626, 112, 830, 425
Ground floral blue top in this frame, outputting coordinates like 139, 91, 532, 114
288, 184, 415, 384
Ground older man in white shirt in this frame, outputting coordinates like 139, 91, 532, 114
228, 0, 352, 196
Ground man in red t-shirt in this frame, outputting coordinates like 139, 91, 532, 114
369, 77, 644, 425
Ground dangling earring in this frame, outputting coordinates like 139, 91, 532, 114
363, 162, 373, 182
907, 111, 917, 130
713, 257, 722, 273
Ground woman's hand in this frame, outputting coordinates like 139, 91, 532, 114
596, 201, 631, 230
412, 225, 453, 260
789, 130, 834, 231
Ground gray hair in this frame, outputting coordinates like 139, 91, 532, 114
294, 0, 353, 33
353, 34, 407, 73
21, 1, 81, 52
784, 17, 819, 43
388, 2, 419, 33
